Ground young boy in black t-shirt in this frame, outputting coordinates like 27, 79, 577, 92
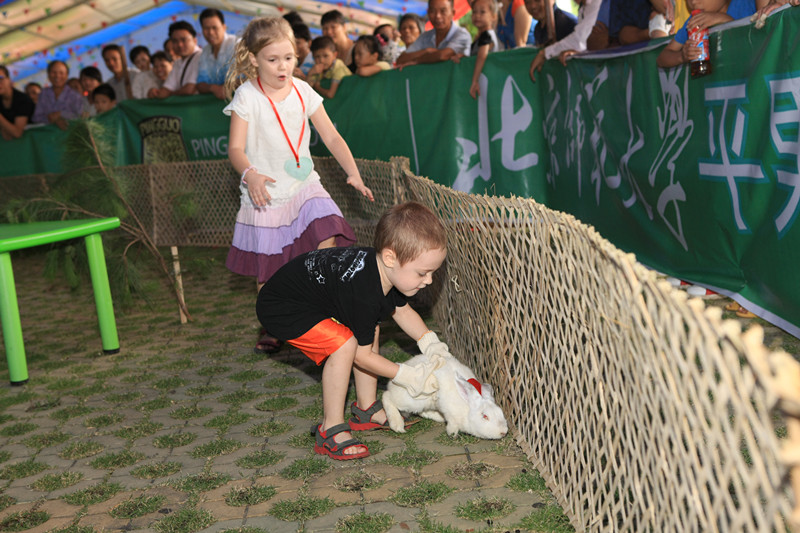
257, 202, 451, 460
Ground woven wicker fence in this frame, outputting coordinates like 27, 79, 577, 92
3, 158, 799, 531
321, 158, 800, 532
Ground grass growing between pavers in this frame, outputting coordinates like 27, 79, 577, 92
518, 504, 576, 533
0, 422, 37, 436
0, 459, 49, 480
224, 485, 277, 506
333, 471, 386, 492
154, 505, 215, 533
506, 468, 548, 492
114, 420, 163, 440
0, 509, 50, 531
170, 472, 232, 493
455, 496, 516, 521
228, 369, 266, 382
189, 438, 245, 458
30, 471, 84, 491
0, 493, 16, 511
84, 413, 125, 428
22, 431, 72, 450
391, 480, 454, 507
109, 494, 167, 518
270, 490, 334, 521
447, 461, 499, 481
59, 441, 104, 460
63, 482, 124, 505
154, 432, 197, 448
280, 457, 332, 479
336, 511, 394, 533
383, 445, 442, 471
89, 450, 146, 469
254, 396, 298, 411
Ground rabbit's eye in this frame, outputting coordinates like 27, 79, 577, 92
482, 414, 489, 420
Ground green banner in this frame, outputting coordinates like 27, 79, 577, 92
2, 7, 799, 335
534, 11, 800, 337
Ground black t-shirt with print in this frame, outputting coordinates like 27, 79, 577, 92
256, 247, 407, 345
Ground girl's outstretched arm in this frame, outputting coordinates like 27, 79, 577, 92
310, 105, 375, 201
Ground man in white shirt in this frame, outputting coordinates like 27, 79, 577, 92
152, 20, 202, 98
528, 0, 602, 82
196, 8, 237, 100
396, 0, 472, 67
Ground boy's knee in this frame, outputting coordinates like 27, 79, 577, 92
328, 336, 358, 362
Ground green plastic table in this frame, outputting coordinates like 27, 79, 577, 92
0, 218, 120, 384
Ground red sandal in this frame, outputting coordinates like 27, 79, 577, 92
313, 423, 369, 460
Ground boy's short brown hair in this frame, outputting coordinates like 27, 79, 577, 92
374, 202, 447, 265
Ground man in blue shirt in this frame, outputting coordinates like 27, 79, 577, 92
196, 8, 237, 100
396, 0, 472, 66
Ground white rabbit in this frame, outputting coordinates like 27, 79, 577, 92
383, 354, 509, 439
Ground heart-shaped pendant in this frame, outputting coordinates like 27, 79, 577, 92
284, 157, 313, 181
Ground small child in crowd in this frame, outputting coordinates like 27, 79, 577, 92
656, 0, 766, 67
92, 84, 117, 114
67, 78, 82, 93
524, 0, 578, 46
307, 35, 352, 98
129, 45, 152, 72
373, 24, 402, 65
292, 23, 315, 80
465, 0, 502, 98
79, 66, 102, 117
257, 201, 452, 459
223, 17, 372, 353
353, 35, 392, 77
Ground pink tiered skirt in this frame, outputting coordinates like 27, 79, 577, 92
226, 182, 355, 283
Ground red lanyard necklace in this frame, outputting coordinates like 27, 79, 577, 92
257, 77, 305, 168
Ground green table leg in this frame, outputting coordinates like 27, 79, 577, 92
84, 233, 119, 354
0, 252, 28, 384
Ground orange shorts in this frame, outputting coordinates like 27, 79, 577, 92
287, 318, 354, 365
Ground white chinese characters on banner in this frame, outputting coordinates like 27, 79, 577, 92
453, 74, 539, 192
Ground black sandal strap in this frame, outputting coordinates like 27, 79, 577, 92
315, 423, 366, 453
350, 400, 383, 422
317, 422, 352, 438
327, 438, 363, 452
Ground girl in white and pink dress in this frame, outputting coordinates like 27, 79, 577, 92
223, 16, 373, 353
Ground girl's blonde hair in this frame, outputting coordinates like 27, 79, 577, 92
225, 16, 296, 99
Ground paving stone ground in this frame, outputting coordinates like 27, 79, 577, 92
2, 248, 796, 533
0, 248, 571, 533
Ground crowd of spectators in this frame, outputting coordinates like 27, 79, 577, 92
1, 0, 797, 138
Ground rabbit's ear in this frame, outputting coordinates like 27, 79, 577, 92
455, 374, 481, 404
481, 383, 495, 401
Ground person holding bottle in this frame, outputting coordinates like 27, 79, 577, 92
656, 0, 766, 68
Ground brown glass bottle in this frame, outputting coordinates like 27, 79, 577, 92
689, 10, 712, 78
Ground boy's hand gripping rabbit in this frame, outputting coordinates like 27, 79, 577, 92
417, 331, 452, 359
392, 331, 452, 398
